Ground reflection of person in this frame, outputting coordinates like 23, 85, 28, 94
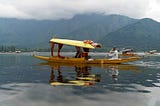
108, 47, 119, 60
75, 66, 89, 77
75, 66, 100, 82
108, 65, 119, 81
49, 67, 55, 83
57, 70, 63, 82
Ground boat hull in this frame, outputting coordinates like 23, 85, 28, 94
87, 57, 140, 64
33, 54, 86, 63
33, 55, 140, 64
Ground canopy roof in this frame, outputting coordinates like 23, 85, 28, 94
50, 38, 101, 49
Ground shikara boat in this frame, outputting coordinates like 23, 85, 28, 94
148, 50, 157, 54
119, 48, 137, 57
33, 54, 140, 64
33, 37, 140, 64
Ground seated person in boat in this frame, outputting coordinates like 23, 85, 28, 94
108, 47, 119, 60
75, 46, 82, 58
82, 48, 92, 60
75, 47, 91, 60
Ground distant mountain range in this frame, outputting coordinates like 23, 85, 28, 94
0, 14, 160, 51
100, 18, 160, 51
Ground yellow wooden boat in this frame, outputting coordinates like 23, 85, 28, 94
33, 54, 85, 63
87, 57, 140, 64
33, 37, 141, 64
33, 53, 140, 64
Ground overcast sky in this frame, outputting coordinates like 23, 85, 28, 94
0, 0, 160, 22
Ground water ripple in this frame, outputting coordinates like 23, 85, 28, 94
132, 61, 160, 69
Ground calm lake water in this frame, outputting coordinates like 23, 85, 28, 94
0, 52, 160, 106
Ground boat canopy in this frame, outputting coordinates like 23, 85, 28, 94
50, 38, 101, 49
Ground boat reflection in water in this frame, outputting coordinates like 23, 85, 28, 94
37, 62, 141, 86
99, 63, 142, 82
45, 63, 101, 86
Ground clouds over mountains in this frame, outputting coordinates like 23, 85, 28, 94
0, 0, 159, 21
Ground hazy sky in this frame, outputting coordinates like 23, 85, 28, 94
0, 0, 160, 21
